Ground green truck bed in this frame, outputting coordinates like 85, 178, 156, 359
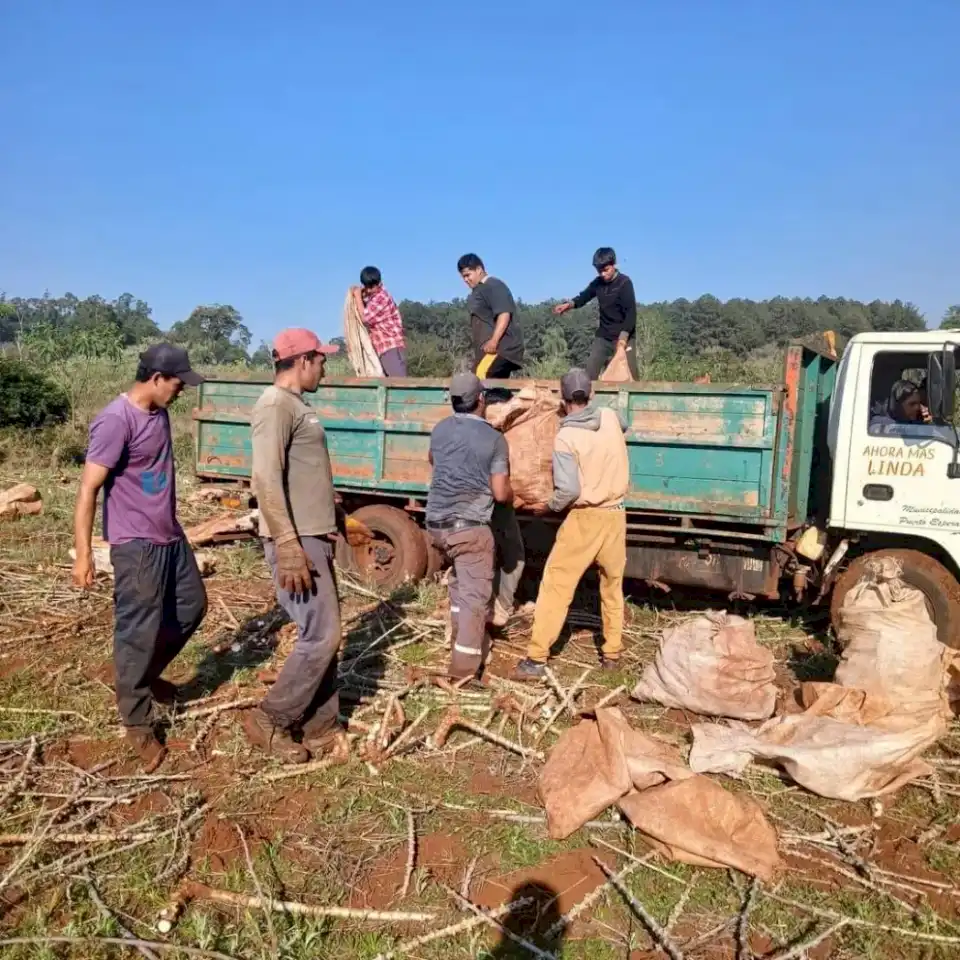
193, 344, 836, 544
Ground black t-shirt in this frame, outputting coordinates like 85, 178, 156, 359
572, 272, 637, 342
467, 276, 525, 367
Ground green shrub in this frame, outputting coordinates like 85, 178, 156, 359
0, 357, 71, 428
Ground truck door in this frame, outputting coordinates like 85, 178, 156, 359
841, 345, 959, 535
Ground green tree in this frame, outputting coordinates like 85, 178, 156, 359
169, 304, 252, 363
941, 305, 960, 330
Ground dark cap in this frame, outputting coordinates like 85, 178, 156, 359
139, 343, 204, 386
450, 372, 483, 406
560, 368, 592, 402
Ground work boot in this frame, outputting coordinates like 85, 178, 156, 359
488, 600, 511, 629
150, 678, 182, 705
600, 657, 621, 673
242, 708, 308, 764
302, 723, 350, 762
512, 658, 547, 682
125, 727, 166, 773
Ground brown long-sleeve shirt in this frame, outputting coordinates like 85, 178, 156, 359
251, 385, 337, 544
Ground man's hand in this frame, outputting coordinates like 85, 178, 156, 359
528, 502, 551, 516
615, 339, 628, 353
72, 553, 95, 589
921, 405, 933, 424
276, 540, 315, 595
481, 338, 499, 355
553, 302, 573, 316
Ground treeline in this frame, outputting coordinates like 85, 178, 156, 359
0, 289, 939, 380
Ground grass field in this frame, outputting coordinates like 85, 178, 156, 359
0, 363, 958, 959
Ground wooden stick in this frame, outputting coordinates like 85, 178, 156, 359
83, 872, 160, 960
0, 827, 159, 845
439, 883, 557, 960
260, 757, 342, 783
535, 667, 593, 745
383, 707, 430, 760
765, 920, 849, 960
590, 837, 686, 886
592, 857, 686, 960
544, 852, 651, 939
591, 685, 626, 712
235, 824, 278, 955
0, 707, 91, 723
0, 736, 36, 812
736, 877, 759, 960
432, 709, 544, 760
399, 809, 416, 899
180, 697, 259, 720
178, 880, 436, 922
0, 937, 237, 960
372, 897, 534, 960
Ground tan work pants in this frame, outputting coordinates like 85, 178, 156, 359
528, 507, 626, 663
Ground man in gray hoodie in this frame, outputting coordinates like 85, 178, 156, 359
514, 369, 630, 680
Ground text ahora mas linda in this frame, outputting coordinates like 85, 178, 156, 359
863, 445, 935, 477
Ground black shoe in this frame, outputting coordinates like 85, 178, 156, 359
600, 657, 620, 673
512, 658, 547, 682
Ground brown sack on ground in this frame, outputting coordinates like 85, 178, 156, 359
599, 351, 632, 383
538, 707, 691, 839
835, 556, 955, 722
0, 483, 42, 521
689, 707, 943, 801
484, 387, 561, 507
618, 775, 782, 882
632, 612, 777, 720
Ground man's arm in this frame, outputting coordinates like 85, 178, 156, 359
554, 278, 599, 316
481, 281, 516, 354
546, 435, 580, 512
489, 434, 513, 503
72, 462, 110, 588
617, 277, 637, 347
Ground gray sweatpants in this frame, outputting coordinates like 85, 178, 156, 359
585, 336, 640, 380
262, 537, 341, 733
111, 538, 207, 729
491, 503, 524, 615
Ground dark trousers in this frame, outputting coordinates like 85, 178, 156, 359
483, 356, 521, 379
429, 525, 495, 678
491, 503, 524, 614
262, 537, 341, 733
111, 538, 207, 729
585, 336, 640, 380
379, 347, 407, 377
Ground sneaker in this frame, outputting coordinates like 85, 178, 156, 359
601, 657, 621, 673
489, 600, 511, 629
150, 678, 182, 705
512, 658, 547, 682
125, 727, 166, 773
303, 725, 350, 762
242, 708, 308, 764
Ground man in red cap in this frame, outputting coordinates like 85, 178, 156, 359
246, 328, 346, 763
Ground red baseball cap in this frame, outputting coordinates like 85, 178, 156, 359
271, 328, 340, 361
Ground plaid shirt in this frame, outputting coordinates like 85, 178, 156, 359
362, 287, 405, 356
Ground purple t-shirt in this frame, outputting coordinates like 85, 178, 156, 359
86, 395, 183, 545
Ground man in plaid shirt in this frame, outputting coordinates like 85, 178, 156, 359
352, 266, 407, 376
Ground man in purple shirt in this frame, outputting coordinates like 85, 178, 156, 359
73, 344, 207, 771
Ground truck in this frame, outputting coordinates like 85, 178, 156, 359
193, 331, 960, 649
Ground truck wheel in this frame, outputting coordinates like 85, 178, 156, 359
830, 548, 960, 649
422, 529, 444, 580
338, 505, 428, 592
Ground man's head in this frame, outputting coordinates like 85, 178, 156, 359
457, 253, 486, 289
450, 372, 485, 415
592, 247, 618, 282
272, 328, 339, 393
560, 368, 592, 412
134, 343, 204, 408
360, 265, 382, 290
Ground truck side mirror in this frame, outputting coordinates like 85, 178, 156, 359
927, 348, 956, 421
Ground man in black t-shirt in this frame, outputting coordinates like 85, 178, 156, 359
554, 247, 639, 380
457, 253, 525, 378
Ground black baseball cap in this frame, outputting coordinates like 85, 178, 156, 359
139, 343, 204, 386
560, 368, 592, 402
450, 372, 483, 406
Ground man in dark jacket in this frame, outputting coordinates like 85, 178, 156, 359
554, 247, 639, 380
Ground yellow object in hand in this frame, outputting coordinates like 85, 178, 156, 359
476, 354, 496, 378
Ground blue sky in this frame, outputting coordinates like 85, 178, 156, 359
2, 0, 957, 344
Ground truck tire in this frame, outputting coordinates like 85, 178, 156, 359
337, 505, 428, 592
830, 548, 960, 650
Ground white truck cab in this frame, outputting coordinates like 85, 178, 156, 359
826, 331, 960, 645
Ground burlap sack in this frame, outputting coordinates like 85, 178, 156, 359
600, 351, 632, 383
484, 387, 561, 506
632, 612, 777, 720
618, 776, 781, 882
343, 290, 383, 377
835, 556, 954, 724
538, 707, 691, 840
689, 707, 943, 802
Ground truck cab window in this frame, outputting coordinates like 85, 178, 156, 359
868, 351, 934, 437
